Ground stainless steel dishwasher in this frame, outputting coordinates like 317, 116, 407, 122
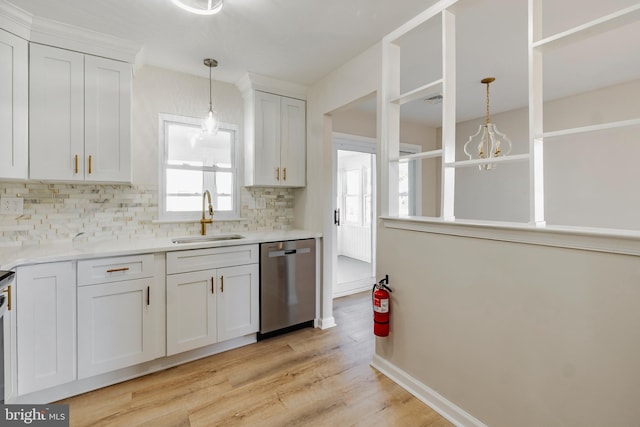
259, 239, 316, 338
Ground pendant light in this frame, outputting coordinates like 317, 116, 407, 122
170, 0, 223, 15
463, 77, 512, 170
202, 58, 219, 135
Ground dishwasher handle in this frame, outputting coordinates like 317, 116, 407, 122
268, 247, 311, 257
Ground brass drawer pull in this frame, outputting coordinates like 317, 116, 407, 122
88, 155, 93, 174
106, 267, 130, 273
2, 285, 11, 311
75, 154, 79, 174
276, 167, 280, 181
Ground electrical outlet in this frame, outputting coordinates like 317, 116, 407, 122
0, 197, 24, 215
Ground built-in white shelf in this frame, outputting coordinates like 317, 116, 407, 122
398, 149, 443, 162
540, 118, 640, 139
445, 153, 530, 168
391, 79, 443, 105
532, 4, 640, 52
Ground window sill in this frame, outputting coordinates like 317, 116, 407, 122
380, 216, 640, 257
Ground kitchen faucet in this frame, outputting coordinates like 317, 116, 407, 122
201, 190, 214, 235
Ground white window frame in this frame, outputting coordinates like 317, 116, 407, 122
158, 113, 240, 221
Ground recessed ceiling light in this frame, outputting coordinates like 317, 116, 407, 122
170, 0, 223, 15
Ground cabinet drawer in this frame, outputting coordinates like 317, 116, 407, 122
167, 244, 258, 274
78, 254, 154, 286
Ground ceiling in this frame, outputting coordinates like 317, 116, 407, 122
8, 0, 640, 126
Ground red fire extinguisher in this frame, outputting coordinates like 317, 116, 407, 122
372, 275, 392, 337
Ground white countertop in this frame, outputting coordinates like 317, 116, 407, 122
0, 229, 321, 270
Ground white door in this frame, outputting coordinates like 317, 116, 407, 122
77, 278, 156, 378
17, 262, 76, 395
0, 29, 28, 180
166, 269, 217, 355
280, 96, 306, 187
29, 44, 85, 181
216, 264, 259, 341
332, 135, 376, 298
84, 55, 132, 182
254, 91, 281, 186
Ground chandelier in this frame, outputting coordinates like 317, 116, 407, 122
463, 77, 512, 170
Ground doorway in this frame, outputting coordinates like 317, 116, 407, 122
333, 134, 376, 298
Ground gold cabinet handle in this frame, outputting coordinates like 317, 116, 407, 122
3, 285, 11, 311
211, 277, 215, 294
75, 154, 79, 174
276, 167, 280, 181
88, 155, 93, 174
106, 267, 130, 273
283, 167, 287, 181
221, 276, 224, 293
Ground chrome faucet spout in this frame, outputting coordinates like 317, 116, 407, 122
200, 190, 214, 235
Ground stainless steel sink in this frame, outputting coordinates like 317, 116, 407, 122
171, 234, 245, 244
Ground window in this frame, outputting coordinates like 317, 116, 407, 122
159, 113, 239, 221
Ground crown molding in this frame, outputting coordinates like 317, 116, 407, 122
0, 0, 32, 39
0, 0, 141, 63
236, 72, 308, 100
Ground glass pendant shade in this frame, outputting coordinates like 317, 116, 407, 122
202, 58, 219, 136
463, 77, 512, 170
170, 0, 223, 15
203, 106, 219, 135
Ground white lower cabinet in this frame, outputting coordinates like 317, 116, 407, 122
16, 262, 76, 396
166, 245, 259, 356
77, 278, 158, 378
166, 269, 218, 355
217, 264, 259, 342
77, 254, 162, 379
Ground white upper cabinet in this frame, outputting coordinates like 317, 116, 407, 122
29, 43, 132, 182
245, 90, 306, 187
0, 29, 28, 180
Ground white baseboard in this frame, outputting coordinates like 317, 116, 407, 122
316, 316, 336, 329
371, 354, 487, 427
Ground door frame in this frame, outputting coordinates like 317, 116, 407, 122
332, 133, 377, 298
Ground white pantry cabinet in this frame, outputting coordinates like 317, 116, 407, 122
0, 29, 28, 180
166, 245, 259, 355
16, 262, 76, 396
245, 90, 306, 187
77, 254, 162, 379
29, 43, 132, 182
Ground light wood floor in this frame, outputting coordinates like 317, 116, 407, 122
59, 292, 452, 427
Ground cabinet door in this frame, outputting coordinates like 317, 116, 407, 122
280, 96, 306, 187
3, 274, 17, 402
77, 278, 156, 378
217, 264, 259, 342
17, 262, 76, 395
0, 29, 28, 180
84, 55, 132, 182
166, 269, 217, 355
29, 44, 85, 181
254, 91, 282, 186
